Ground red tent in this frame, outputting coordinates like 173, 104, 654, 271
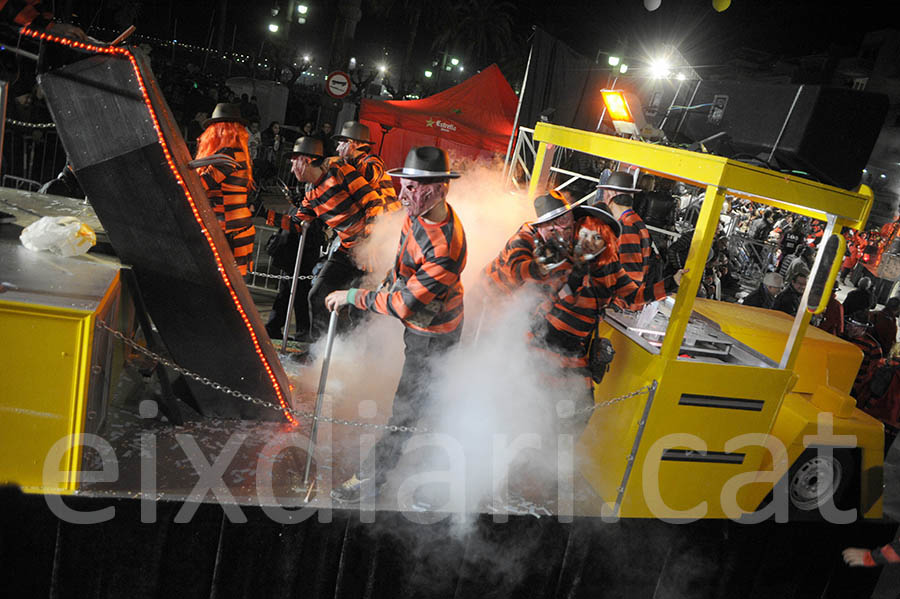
359, 64, 518, 170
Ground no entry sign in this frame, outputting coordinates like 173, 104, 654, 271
325, 71, 351, 99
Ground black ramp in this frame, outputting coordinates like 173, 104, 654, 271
38, 45, 292, 421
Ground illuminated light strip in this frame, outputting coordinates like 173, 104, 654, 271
22, 28, 297, 426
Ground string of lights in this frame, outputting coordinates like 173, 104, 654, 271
18, 27, 298, 426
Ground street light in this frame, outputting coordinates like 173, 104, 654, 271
458, 65, 464, 72
378, 64, 387, 73
608, 55, 620, 67
676, 72, 686, 81
268, 23, 279, 33
297, 4, 308, 14
303, 54, 311, 62
619, 63, 629, 74
424, 70, 433, 78
450, 57, 459, 66
649, 58, 670, 78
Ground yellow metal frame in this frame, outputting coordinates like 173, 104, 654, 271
528, 123, 883, 519
0, 272, 121, 493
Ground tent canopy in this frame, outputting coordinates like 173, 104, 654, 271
360, 64, 518, 169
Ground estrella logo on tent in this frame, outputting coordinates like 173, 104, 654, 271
426, 118, 457, 132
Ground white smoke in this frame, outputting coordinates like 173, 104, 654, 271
285, 164, 589, 521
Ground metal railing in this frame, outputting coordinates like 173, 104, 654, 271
2, 124, 68, 191
504, 126, 536, 189
246, 224, 283, 294
727, 233, 778, 283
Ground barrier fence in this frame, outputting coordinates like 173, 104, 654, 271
1, 123, 68, 191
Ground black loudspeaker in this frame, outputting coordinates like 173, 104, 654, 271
666, 81, 889, 190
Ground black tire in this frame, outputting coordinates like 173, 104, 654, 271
785, 447, 857, 521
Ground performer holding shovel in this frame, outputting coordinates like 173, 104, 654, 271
325, 147, 467, 504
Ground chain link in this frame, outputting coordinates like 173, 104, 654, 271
573, 385, 653, 415
96, 319, 648, 432
5, 118, 56, 129
247, 271, 316, 281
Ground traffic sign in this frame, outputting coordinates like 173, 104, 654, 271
325, 71, 351, 99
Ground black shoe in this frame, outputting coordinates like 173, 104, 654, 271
330, 474, 380, 504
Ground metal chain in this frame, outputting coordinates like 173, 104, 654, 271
5, 118, 56, 129
96, 319, 422, 432
573, 385, 653, 415
247, 271, 316, 280
96, 319, 648, 432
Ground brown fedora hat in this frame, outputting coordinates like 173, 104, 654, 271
289, 136, 325, 159
387, 146, 460, 179
202, 103, 249, 129
333, 121, 372, 143
531, 190, 576, 225
596, 170, 639, 193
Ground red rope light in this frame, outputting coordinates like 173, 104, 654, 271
22, 28, 297, 425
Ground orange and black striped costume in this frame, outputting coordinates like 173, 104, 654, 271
347, 149, 401, 215
198, 146, 255, 275
268, 157, 381, 251
537, 263, 675, 369
862, 539, 900, 566
351, 204, 466, 336
483, 223, 569, 296
618, 208, 652, 284
1, 0, 52, 28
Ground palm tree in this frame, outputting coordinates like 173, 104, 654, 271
366, 0, 451, 95
431, 0, 517, 69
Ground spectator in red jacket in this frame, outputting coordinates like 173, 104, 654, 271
842, 310, 884, 399
871, 297, 900, 355
816, 288, 844, 337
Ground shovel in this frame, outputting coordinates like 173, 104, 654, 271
280, 220, 310, 354
301, 306, 339, 498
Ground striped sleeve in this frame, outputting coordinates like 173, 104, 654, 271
484, 224, 550, 293
867, 539, 900, 566
618, 210, 652, 283
359, 153, 385, 184
353, 206, 467, 335
3, 0, 53, 28
612, 267, 675, 310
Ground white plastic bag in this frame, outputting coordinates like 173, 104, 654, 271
20, 216, 97, 257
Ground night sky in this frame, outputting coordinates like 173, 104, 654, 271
76, 0, 885, 78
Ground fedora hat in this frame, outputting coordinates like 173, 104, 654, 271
531, 190, 578, 225
597, 171, 640, 193
202, 103, 249, 129
574, 202, 622, 236
845, 310, 873, 328
289, 136, 325, 159
387, 147, 461, 179
333, 121, 372, 143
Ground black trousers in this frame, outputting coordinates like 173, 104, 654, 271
307, 249, 364, 342
265, 274, 310, 339
361, 326, 461, 487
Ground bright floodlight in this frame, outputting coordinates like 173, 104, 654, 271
649, 58, 670, 78
303, 55, 311, 62
608, 56, 620, 67
450, 57, 459, 66
297, 4, 309, 14
459, 65, 464, 72
619, 63, 629, 74
676, 72, 686, 81
378, 64, 387, 72
268, 23, 279, 33
424, 70, 433, 78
